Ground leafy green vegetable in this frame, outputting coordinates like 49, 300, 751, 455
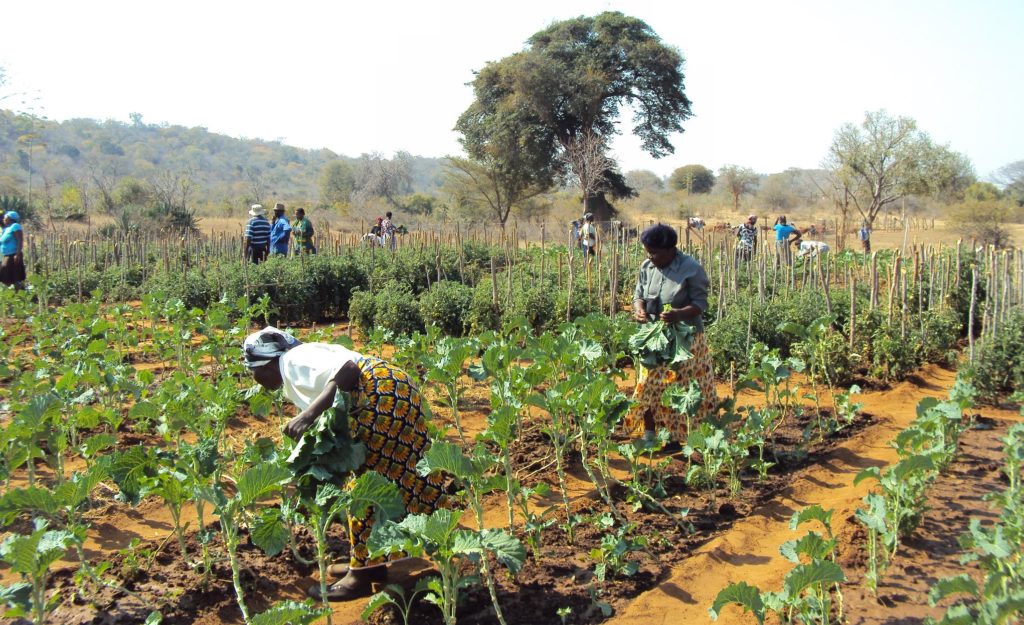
628, 308, 696, 368
286, 391, 365, 489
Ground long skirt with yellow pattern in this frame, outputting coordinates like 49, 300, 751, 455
346, 357, 448, 567
623, 332, 718, 441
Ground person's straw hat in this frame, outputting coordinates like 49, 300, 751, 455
249, 204, 265, 216
274, 202, 285, 212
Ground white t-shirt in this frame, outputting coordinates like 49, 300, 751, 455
279, 343, 362, 410
580, 222, 597, 248
797, 240, 830, 257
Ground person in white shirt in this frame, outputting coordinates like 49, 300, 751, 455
795, 239, 830, 259
243, 327, 448, 600
579, 212, 597, 260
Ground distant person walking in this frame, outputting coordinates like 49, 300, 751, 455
580, 212, 597, 261
734, 214, 758, 264
243, 204, 271, 264
773, 215, 799, 267
570, 219, 582, 253
292, 208, 316, 255
381, 211, 397, 251
270, 203, 292, 256
0, 211, 26, 289
859, 222, 872, 253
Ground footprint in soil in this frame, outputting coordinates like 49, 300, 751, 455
717, 502, 739, 519
878, 593, 908, 607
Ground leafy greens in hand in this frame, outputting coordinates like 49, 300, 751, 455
628, 305, 696, 368
287, 391, 365, 488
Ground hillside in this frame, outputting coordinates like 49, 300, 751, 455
0, 110, 445, 215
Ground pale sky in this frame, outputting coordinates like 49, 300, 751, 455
2, 0, 1022, 179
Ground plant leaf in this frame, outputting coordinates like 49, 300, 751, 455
708, 581, 764, 624
250, 600, 328, 625
783, 561, 845, 598
250, 507, 289, 557
236, 462, 291, 508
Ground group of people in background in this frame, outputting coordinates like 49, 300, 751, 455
243, 203, 316, 263
731, 214, 874, 267
363, 212, 397, 251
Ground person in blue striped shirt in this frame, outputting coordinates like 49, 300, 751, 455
244, 204, 271, 263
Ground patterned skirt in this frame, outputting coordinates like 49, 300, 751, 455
347, 357, 447, 567
623, 332, 718, 441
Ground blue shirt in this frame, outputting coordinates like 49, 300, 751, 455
245, 216, 271, 247
0, 223, 22, 256
774, 223, 797, 241
270, 217, 292, 254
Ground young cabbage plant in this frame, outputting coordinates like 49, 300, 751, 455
711, 508, 846, 625
419, 336, 478, 445
368, 508, 525, 625
301, 473, 404, 625
199, 461, 292, 625
361, 577, 435, 625
684, 422, 748, 498
589, 520, 647, 582
568, 373, 631, 525
927, 422, 1024, 625
0, 519, 76, 625
855, 453, 936, 560
0, 464, 150, 608
528, 379, 582, 543
662, 380, 702, 446
417, 440, 520, 625
736, 407, 774, 481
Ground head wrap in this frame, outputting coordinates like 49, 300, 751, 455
242, 326, 301, 368
640, 223, 678, 249
4, 211, 20, 223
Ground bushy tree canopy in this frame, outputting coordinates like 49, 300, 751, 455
825, 110, 973, 227
716, 165, 759, 212
457, 11, 691, 219
668, 164, 714, 193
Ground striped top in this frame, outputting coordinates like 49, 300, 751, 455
245, 216, 271, 246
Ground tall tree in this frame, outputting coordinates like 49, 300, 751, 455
355, 152, 412, 210
668, 164, 714, 193
442, 156, 553, 226
992, 159, 1024, 206
458, 11, 691, 221
825, 110, 972, 228
319, 160, 355, 209
625, 169, 665, 193
717, 165, 759, 212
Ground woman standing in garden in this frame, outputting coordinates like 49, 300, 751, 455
626, 223, 717, 448
243, 327, 448, 600
0, 211, 25, 289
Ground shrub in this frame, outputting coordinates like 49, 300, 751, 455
867, 320, 920, 383
467, 278, 502, 333
374, 281, 423, 336
419, 280, 473, 336
970, 311, 1024, 403
917, 308, 962, 365
508, 281, 556, 331
348, 288, 376, 334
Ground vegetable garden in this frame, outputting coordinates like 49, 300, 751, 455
0, 232, 1023, 625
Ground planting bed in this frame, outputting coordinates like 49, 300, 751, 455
7, 359, 1009, 625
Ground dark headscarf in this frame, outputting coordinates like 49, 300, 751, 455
640, 223, 678, 249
